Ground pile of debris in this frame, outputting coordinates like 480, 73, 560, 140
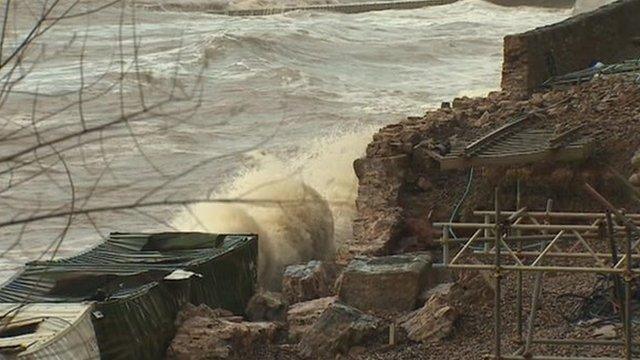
166, 254, 492, 359
165, 69, 640, 359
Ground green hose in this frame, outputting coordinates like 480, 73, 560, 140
448, 167, 474, 240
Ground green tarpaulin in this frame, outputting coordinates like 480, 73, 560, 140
0, 232, 258, 359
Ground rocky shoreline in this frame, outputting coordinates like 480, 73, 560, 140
165, 70, 640, 358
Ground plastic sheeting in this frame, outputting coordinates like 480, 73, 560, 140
0, 303, 100, 360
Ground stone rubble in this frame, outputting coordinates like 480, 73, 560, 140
399, 284, 460, 343
297, 302, 383, 359
286, 296, 337, 343
166, 304, 278, 360
245, 291, 288, 323
282, 260, 337, 304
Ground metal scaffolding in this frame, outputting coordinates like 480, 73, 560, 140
434, 184, 639, 360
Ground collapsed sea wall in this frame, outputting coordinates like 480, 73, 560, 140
501, 0, 640, 94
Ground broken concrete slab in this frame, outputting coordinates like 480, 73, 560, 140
298, 302, 383, 358
336, 253, 432, 314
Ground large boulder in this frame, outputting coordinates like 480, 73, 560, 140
298, 302, 383, 358
400, 283, 461, 343
287, 296, 336, 342
336, 253, 432, 314
282, 261, 337, 304
246, 291, 288, 323
166, 304, 277, 360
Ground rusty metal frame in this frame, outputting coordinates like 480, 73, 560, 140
434, 185, 638, 360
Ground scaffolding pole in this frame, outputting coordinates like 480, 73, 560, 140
437, 186, 639, 359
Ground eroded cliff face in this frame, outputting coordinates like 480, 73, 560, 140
352, 91, 517, 255
353, 75, 640, 255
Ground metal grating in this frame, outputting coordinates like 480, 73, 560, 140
428, 114, 593, 170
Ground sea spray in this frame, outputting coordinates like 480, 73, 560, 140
173, 128, 375, 289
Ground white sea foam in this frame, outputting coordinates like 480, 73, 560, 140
173, 129, 373, 289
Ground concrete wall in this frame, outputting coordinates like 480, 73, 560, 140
501, 0, 640, 94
